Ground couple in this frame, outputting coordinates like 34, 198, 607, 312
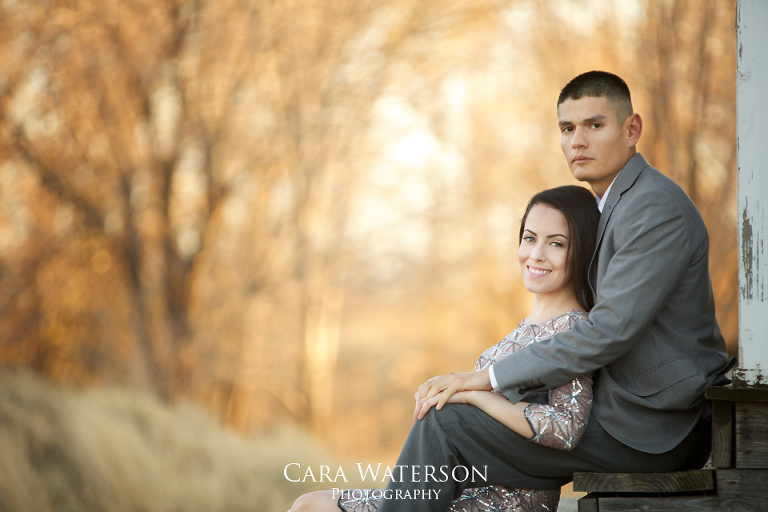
290, 71, 732, 512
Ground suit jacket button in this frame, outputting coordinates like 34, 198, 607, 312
518, 389, 526, 395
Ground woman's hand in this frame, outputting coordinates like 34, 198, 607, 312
412, 370, 491, 421
413, 388, 535, 439
413, 390, 477, 422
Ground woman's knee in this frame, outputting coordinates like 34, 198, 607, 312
418, 403, 473, 433
287, 490, 338, 512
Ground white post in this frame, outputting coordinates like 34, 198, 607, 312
736, 0, 768, 386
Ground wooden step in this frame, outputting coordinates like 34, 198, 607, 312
573, 469, 715, 494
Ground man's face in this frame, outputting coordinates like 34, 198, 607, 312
557, 96, 637, 197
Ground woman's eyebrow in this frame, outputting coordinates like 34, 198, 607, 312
524, 229, 568, 239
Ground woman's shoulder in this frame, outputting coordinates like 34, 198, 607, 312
521, 309, 586, 326
546, 310, 587, 331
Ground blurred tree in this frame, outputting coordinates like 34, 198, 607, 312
0, 0, 514, 431
0, 0, 738, 462
1, 0, 252, 398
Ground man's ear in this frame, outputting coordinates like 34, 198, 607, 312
627, 113, 642, 147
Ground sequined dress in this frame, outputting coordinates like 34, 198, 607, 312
337, 310, 594, 512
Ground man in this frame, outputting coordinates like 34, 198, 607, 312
376, 71, 733, 512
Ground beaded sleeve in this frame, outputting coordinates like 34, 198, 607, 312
475, 311, 594, 451
524, 373, 593, 450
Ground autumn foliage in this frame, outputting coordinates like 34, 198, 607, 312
0, 0, 737, 464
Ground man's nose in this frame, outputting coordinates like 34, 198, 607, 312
571, 126, 587, 148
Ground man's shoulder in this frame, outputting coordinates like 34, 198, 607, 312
617, 160, 708, 235
629, 157, 679, 189
623, 159, 695, 208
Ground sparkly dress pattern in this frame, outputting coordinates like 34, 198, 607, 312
338, 311, 594, 512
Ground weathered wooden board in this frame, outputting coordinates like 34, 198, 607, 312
572, 470, 714, 493
716, 469, 768, 500
710, 397, 734, 468
736, 0, 768, 387
576, 495, 598, 512
593, 496, 759, 512
706, 386, 768, 403
735, 402, 768, 468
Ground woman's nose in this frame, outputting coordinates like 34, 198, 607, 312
530, 244, 545, 261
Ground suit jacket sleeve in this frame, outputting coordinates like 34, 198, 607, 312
493, 183, 701, 404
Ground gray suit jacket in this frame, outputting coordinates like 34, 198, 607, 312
494, 153, 731, 454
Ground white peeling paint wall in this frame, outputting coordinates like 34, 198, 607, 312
736, 0, 768, 385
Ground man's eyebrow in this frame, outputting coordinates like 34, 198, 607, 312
558, 114, 609, 127
584, 114, 608, 124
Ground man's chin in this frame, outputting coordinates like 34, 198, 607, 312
569, 167, 591, 182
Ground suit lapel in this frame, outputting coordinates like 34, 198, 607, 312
587, 153, 650, 291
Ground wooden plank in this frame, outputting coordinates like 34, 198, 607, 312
706, 386, 768, 402
572, 470, 713, 493
736, 0, 768, 387
716, 469, 768, 500
597, 496, 759, 512
576, 494, 598, 512
735, 402, 768, 468
711, 398, 734, 468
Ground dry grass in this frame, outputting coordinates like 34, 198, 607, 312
0, 372, 328, 512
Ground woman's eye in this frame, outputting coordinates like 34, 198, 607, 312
523, 236, 535, 243
551, 241, 564, 247
591, 123, 602, 129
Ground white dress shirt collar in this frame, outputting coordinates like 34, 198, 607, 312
596, 172, 621, 213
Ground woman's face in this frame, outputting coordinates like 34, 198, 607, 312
518, 204, 573, 298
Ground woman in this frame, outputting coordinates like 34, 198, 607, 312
290, 185, 600, 512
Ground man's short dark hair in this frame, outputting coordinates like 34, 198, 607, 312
557, 71, 633, 123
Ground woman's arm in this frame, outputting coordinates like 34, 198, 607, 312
436, 373, 594, 450
442, 391, 534, 439
525, 374, 593, 450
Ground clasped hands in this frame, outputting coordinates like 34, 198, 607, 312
412, 369, 492, 423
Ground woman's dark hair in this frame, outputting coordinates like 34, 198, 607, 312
518, 185, 600, 311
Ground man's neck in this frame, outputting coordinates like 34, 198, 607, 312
597, 175, 619, 212
596, 152, 638, 211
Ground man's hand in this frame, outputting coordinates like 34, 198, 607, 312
412, 370, 492, 422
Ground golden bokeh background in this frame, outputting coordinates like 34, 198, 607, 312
0, 1, 738, 510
